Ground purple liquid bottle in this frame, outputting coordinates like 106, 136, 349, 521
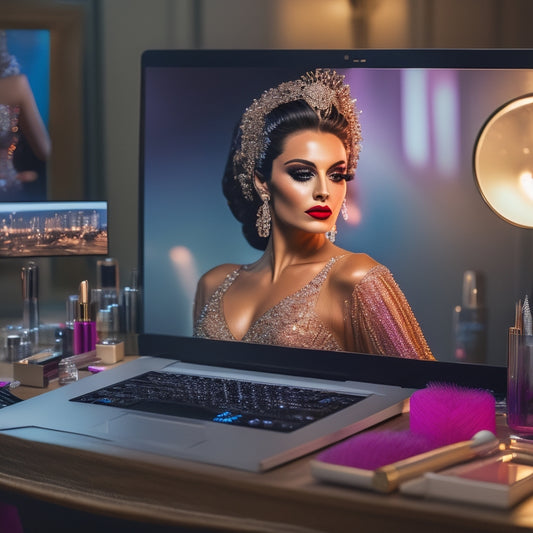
73, 280, 97, 354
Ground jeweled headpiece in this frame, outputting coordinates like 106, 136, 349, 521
234, 69, 361, 201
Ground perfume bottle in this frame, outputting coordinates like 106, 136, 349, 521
453, 270, 487, 363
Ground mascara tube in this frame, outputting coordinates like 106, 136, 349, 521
73, 280, 97, 354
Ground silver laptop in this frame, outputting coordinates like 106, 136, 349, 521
0, 352, 412, 471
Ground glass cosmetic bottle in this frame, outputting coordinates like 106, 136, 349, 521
21, 261, 39, 350
453, 270, 487, 363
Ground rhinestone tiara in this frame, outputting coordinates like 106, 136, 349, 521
233, 69, 361, 201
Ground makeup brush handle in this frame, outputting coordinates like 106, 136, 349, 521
372, 437, 498, 493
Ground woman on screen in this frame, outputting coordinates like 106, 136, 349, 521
194, 69, 434, 360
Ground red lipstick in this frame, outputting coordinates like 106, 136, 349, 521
306, 206, 332, 220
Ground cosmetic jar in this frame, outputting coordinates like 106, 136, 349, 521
6, 335, 22, 362
58, 359, 79, 385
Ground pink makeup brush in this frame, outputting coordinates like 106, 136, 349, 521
312, 383, 499, 492
317, 429, 437, 470
409, 382, 496, 445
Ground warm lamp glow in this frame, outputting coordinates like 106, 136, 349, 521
519, 170, 533, 201
473, 94, 533, 228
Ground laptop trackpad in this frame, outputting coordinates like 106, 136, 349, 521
95, 413, 208, 450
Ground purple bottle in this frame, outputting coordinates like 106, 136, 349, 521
73, 280, 97, 354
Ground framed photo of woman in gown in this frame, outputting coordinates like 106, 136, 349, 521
0, 2, 85, 202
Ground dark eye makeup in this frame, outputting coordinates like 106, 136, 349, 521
287, 167, 315, 182
287, 166, 351, 183
329, 172, 351, 182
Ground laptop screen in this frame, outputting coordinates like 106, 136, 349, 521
139, 50, 532, 367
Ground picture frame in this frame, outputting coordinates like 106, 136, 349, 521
0, 1, 85, 201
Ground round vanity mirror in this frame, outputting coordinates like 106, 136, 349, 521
474, 94, 533, 228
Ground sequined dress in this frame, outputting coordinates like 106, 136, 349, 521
0, 103, 20, 191
194, 256, 434, 360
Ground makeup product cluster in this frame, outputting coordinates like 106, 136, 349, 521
312, 383, 533, 509
1, 258, 140, 386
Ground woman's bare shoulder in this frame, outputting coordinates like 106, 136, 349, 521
331, 253, 383, 289
197, 263, 241, 292
0, 74, 31, 104
194, 263, 241, 318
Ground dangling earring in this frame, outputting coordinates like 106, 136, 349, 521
256, 195, 271, 238
326, 225, 337, 243
341, 198, 349, 221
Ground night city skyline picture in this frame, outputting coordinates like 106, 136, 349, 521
0, 201, 108, 257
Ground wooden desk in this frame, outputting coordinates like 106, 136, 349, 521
0, 388, 531, 533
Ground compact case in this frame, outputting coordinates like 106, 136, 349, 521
400, 451, 533, 509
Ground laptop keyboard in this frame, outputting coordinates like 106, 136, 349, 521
71, 371, 365, 432
0, 386, 23, 409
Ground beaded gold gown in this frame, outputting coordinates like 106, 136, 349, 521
194, 256, 434, 360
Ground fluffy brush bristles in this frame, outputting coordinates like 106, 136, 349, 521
317, 383, 497, 470
409, 382, 496, 446
317, 429, 436, 470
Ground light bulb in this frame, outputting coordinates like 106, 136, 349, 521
518, 170, 533, 201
